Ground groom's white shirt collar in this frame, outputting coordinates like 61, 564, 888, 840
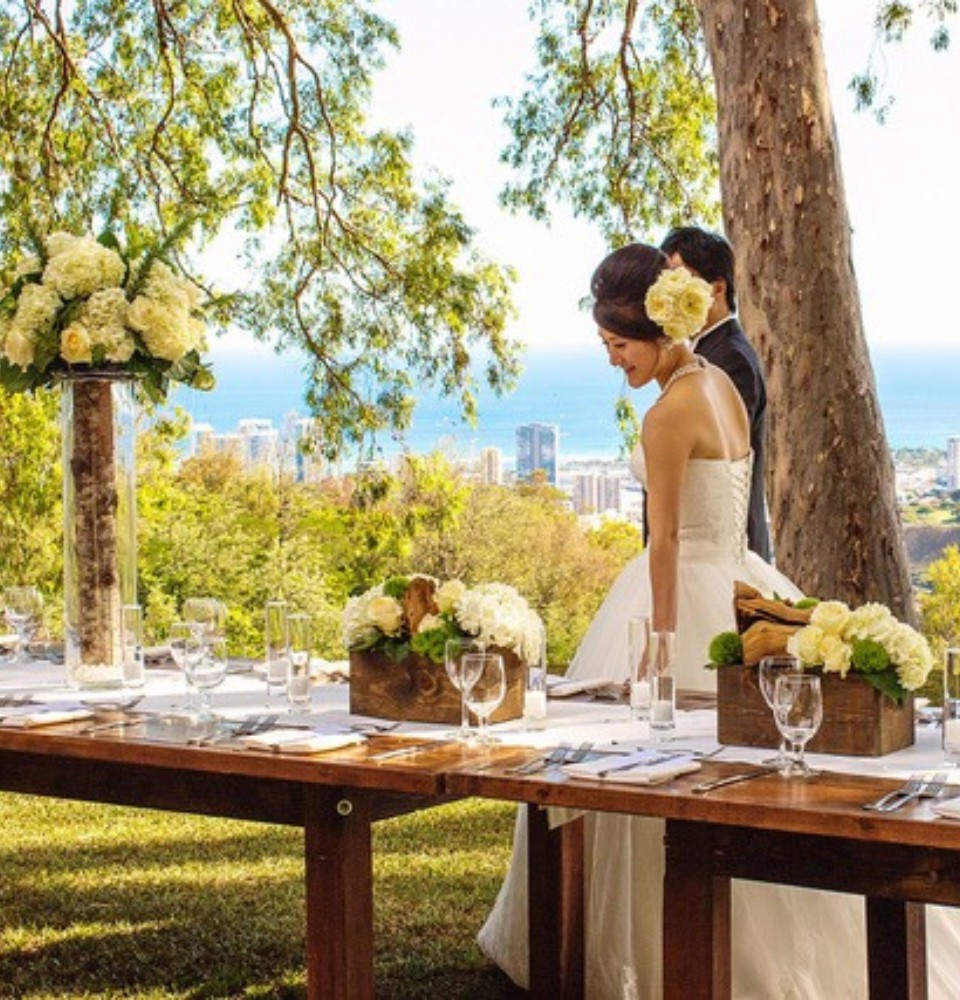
691, 312, 738, 351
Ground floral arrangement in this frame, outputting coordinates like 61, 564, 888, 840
708, 582, 934, 703
342, 574, 543, 666
0, 230, 213, 401
786, 599, 933, 702
644, 266, 713, 341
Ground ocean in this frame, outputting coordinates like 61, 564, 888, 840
176, 345, 960, 463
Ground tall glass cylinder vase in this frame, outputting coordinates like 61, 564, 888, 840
61, 372, 138, 689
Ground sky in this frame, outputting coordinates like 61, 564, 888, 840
213, 0, 960, 363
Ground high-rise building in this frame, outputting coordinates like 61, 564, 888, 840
480, 446, 503, 485
571, 472, 623, 514
948, 436, 960, 490
516, 422, 559, 484
237, 418, 280, 471
189, 421, 216, 457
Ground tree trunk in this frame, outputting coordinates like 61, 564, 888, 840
697, 0, 916, 623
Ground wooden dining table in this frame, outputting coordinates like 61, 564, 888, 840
2, 681, 960, 999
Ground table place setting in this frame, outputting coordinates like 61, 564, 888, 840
562, 747, 701, 785
0, 700, 95, 728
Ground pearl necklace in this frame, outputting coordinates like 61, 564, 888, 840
658, 356, 706, 398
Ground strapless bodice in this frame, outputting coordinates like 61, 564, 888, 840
630, 446, 750, 561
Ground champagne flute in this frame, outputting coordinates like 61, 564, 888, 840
773, 673, 823, 777
759, 655, 803, 766
3, 585, 43, 666
286, 612, 312, 712
445, 637, 483, 741
463, 652, 506, 744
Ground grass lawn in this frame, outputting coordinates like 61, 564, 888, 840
0, 794, 526, 998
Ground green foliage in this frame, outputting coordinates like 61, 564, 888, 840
921, 544, 960, 658
708, 631, 742, 667
850, 638, 892, 674
497, 0, 719, 242
0, 0, 520, 458
794, 597, 820, 609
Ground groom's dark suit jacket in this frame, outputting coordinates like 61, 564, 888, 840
694, 317, 772, 562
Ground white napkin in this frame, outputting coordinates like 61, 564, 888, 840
931, 796, 960, 821
239, 728, 366, 755
563, 749, 701, 785
1, 702, 94, 728
547, 676, 617, 699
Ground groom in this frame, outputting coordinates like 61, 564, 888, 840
659, 226, 772, 562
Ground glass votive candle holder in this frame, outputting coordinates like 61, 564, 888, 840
943, 647, 960, 764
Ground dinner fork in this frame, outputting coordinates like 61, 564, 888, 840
509, 742, 572, 775
863, 775, 925, 812
878, 772, 948, 812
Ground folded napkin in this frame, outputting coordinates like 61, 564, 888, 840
547, 676, 617, 699
563, 749, 701, 785
931, 795, 960, 821
239, 728, 366, 755
0, 702, 94, 728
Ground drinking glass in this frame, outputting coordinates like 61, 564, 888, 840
445, 638, 483, 741
772, 673, 823, 777
186, 636, 228, 721
943, 647, 960, 765
627, 616, 652, 722
264, 600, 290, 705
121, 603, 146, 689
759, 654, 803, 765
3, 585, 43, 665
524, 628, 548, 731
286, 612, 313, 711
463, 652, 506, 744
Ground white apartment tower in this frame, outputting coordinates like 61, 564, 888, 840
948, 436, 960, 490
480, 446, 503, 485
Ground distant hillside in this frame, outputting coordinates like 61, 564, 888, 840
903, 524, 960, 574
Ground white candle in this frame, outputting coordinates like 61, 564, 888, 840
944, 718, 960, 752
652, 699, 674, 724
524, 688, 547, 721
631, 679, 652, 711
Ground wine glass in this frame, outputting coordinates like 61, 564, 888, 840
772, 673, 823, 778
285, 612, 312, 712
169, 621, 204, 715
445, 637, 483, 741
759, 655, 803, 765
185, 636, 228, 722
182, 597, 227, 643
3, 585, 43, 666
463, 652, 506, 744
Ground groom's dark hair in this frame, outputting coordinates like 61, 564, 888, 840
660, 226, 737, 312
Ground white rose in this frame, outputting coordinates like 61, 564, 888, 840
787, 624, 825, 666
810, 600, 851, 636
127, 296, 192, 361
820, 633, 852, 676
436, 580, 467, 614
417, 614, 443, 634
4, 327, 36, 368
366, 595, 404, 636
60, 322, 93, 364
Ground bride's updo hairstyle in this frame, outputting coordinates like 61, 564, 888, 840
591, 243, 669, 342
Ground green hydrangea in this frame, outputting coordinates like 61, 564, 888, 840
382, 576, 411, 599
850, 638, 891, 674
708, 631, 743, 667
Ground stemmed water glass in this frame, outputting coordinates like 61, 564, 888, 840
772, 673, 823, 778
183, 597, 227, 644
3, 585, 44, 666
169, 621, 204, 715
759, 654, 803, 766
185, 636, 228, 722
463, 652, 506, 744
445, 638, 483, 742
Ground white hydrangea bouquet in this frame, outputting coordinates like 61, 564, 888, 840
0, 229, 214, 401
342, 574, 543, 666
786, 599, 934, 703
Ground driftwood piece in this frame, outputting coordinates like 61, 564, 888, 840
402, 577, 439, 635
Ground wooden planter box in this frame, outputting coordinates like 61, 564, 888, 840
717, 664, 914, 757
349, 647, 524, 726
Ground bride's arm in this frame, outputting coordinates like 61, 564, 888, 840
642, 407, 694, 634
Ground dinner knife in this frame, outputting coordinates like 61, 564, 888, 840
367, 740, 451, 762
691, 768, 772, 794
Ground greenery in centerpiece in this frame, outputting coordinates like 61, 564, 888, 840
342, 574, 543, 666
0, 227, 214, 403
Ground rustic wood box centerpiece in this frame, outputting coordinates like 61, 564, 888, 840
711, 583, 933, 757
343, 575, 541, 726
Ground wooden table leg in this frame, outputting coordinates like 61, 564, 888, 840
866, 899, 926, 1000
304, 788, 374, 999
528, 804, 584, 999
663, 820, 731, 1000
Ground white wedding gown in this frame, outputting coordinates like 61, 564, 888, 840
478, 448, 960, 998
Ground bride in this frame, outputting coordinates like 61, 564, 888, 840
477, 243, 960, 998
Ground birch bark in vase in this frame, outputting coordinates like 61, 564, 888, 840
62, 373, 137, 689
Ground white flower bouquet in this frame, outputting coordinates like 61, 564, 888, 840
644, 266, 713, 341
0, 230, 213, 401
342, 574, 543, 666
